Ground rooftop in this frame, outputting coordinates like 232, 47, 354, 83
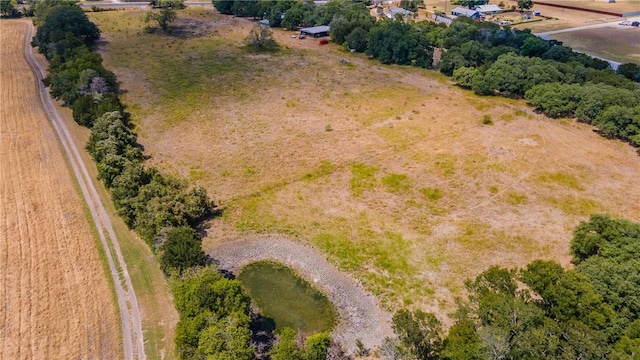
300, 25, 330, 34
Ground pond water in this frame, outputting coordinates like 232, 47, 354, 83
237, 261, 337, 334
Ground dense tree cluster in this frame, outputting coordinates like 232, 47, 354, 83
389, 214, 640, 359
525, 83, 640, 147
430, 17, 639, 151
172, 267, 255, 359
367, 19, 434, 68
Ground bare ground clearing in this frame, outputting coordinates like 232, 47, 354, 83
91, 9, 640, 325
0, 20, 120, 359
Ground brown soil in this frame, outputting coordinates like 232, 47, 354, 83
0, 21, 120, 359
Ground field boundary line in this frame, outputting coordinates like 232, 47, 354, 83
20, 21, 145, 360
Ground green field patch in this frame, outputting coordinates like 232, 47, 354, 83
506, 192, 528, 205
546, 195, 600, 216
382, 173, 410, 193
454, 220, 540, 255
302, 160, 335, 182
233, 192, 278, 232
188, 166, 208, 181
536, 171, 584, 191
433, 155, 457, 178
421, 187, 443, 201
350, 162, 379, 196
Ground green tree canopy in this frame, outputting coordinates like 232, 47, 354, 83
34, 4, 100, 57
159, 227, 208, 276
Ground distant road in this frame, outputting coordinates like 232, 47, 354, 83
534, 18, 640, 70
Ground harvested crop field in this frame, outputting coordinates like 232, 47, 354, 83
548, 26, 640, 64
539, 0, 640, 13
0, 21, 120, 359
91, 9, 640, 322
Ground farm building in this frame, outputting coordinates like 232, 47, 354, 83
386, 6, 414, 18
475, 4, 502, 15
300, 25, 330, 38
450, 7, 482, 19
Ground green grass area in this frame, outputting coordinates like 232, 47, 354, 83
350, 162, 379, 196
421, 187, 443, 201
536, 171, 584, 191
546, 195, 601, 216
238, 261, 337, 333
382, 173, 410, 193
506, 192, 528, 205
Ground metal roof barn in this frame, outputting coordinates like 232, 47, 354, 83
300, 25, 330, 38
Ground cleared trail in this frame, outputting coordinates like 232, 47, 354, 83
19, 21, 145, 360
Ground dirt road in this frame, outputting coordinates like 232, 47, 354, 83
10, 21, 145, 359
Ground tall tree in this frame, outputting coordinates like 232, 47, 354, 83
392, 309, 442, 359
517, 0, 533, 10
34, 4, 100, 53
159, 227, 208, 276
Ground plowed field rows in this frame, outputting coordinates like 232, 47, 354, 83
0, 21, 120, 359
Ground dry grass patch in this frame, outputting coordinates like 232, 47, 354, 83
93, 10, 640, 318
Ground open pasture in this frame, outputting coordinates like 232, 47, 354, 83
90, 9, 640, 318
0, 20, 120, 359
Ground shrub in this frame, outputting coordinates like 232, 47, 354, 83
159, 227, 208, 276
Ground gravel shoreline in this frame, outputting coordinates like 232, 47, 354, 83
209, 236, 394, 353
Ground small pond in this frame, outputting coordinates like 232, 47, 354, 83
237, 261, 337, 334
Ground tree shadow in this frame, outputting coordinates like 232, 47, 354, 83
250, 312, 276, 359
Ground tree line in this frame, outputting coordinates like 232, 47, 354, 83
215, 0, 640, 152
387, 214, 640, 360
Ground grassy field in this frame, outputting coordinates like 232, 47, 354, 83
90, 9, 640, 321
1, 20, 120, 359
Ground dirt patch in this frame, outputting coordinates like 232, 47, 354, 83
0, 21, 120, 359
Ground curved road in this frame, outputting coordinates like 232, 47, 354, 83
21, 22, 145, 360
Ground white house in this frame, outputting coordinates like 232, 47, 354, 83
387, 6, 414, 19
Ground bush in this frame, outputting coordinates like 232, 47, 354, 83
159, 227, 207, 276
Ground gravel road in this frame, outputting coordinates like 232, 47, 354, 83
22, 21, 145, 360
210, 237, 394, 353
